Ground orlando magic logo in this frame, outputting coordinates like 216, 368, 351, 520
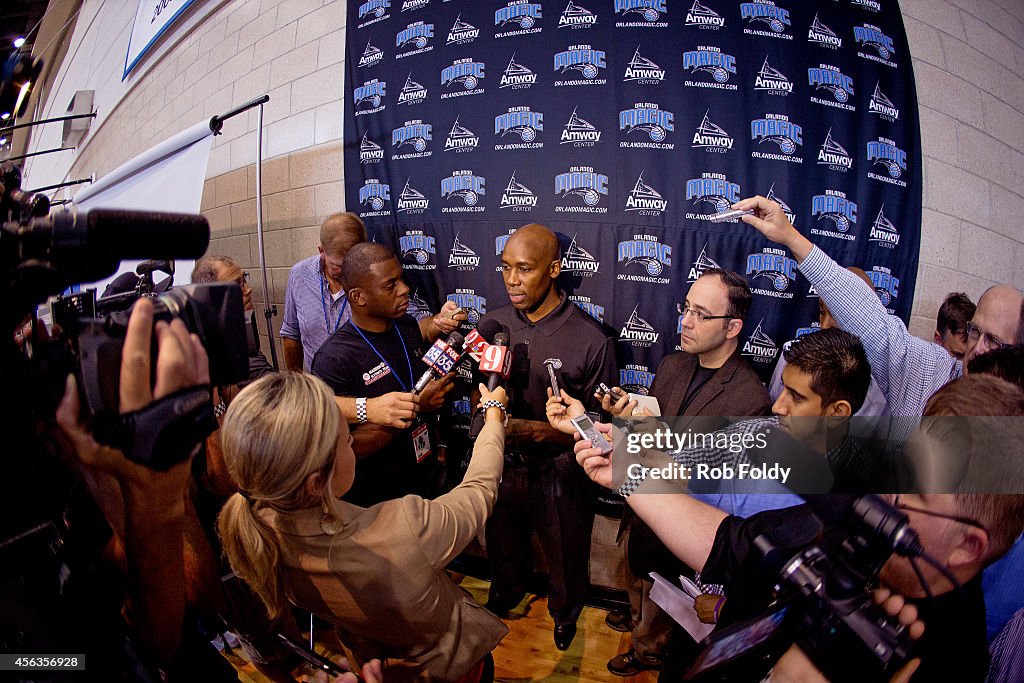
620, 305, 660, 346
359, 40, 384, 67
360, 133, 384, 164
359, 0, 389, 19
683, 46, 736, 83
445, 116, 479, 152
808, 65, 854, 103
869, 82, 899, 121
812, 191, 858, 234
570, 295, 605, 321
353, 79, 386, 112
868, 205, 901, 248
495, 107, 544, 142
614, 0, 667, 24
399, 231, 435, 265
441, 58, 485, 93
495, 231, 515, 256
620, 103, 674, 142
447, 14, 479, 44
766, 183, 796, 224
396, 179, 429, 213
854, 24, 895, 60
495, 0, 543, 32
692, 110, 733, 152
817, 128, 853, 170
560, 0, 597, 28
620, 364, 655, 394
442, 170, 486, 207
751, 114, 803, 155
501, 54, 538, 88
392, 120, 432, 154
618, 235, 672, 277
754, 56, 792, 94
396, 22, 433, 50
740, 1, 791, 34
867, 137, 907, 179
869, 266, 899, 307
685, 173, 740, 216
501, 171, 538, 210
358, 179, 390, 213
562, 234, 601, 273
686, 0, 723, 28
625, 171, 667, 213
742, 320, 779, 363
746, 248, 797, 295
560, 108, 602, 145
397, 73, 427, 105
624, 46, 665, 83
688, 243, 721, 282
795, 325, 820, 338
448, 290, 486, 322
554, 45, 607, 80
807, 13, 841, 49
448, 234, 480, 269
555, 166, 609, 207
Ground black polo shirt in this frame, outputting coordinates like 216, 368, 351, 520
480, 293, 617, 451
310, 315, 431, 505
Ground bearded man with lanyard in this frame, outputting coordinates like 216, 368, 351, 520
311, 243, 464, 506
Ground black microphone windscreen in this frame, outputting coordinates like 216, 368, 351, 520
448, 331, 465, 349
86, 208, 210, 259
474, 318, 504, 343
493, 332, 509, 346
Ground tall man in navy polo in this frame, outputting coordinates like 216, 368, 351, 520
480, 224, 618, 651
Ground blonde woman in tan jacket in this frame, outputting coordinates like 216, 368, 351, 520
217, 372, 509, 682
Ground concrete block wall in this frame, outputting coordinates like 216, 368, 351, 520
903, 0, 1024, 339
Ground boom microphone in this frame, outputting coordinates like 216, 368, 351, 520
413, 331, 465, 394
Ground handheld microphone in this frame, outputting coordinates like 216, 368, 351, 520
543, 358, 563, 397
413, 331, 465, 394
464, 318, 503, 363
482, 332, 511, 391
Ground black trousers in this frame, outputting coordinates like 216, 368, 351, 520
484, 451, 594, 626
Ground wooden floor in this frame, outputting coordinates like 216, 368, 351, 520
224, 575, 659, 683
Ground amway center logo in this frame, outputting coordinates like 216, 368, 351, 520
766, 182, 797, 224
624, 46, 665, 83
869, 82, 900, 122
559, 0, 597, 28
358, 40, 384, 67
808, 13, 841, 49
447, 14, 479, 44
688, 243, 721, 283
397, 73, 427, 105
358, 179, 390, 217
401, 0, 428, 11
868, 205, 901, 249
441, 170, 486, 212
742, 320, 779, 363
445, 116, 479, 152
746, 247, 797, 299
555, 165, 609, 213
817, 128, 852, 171
620, 305, 660, 347
686, 0, 723, 29
448, 234, 480, 270
359, 133, 384, 164
560, 107, 602, 146
500, 171, 538, 211
740, 0, 792, 39
754, 56, 792, 95
500, 54, 537, 88
561, 233, 601, 274
692, 110, 733, 152
625, 171, 667, 215
396, 179, 429, 214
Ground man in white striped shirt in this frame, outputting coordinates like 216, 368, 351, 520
732, 196, 1024, 416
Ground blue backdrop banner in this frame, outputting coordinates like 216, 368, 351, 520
344, 0, 922, 385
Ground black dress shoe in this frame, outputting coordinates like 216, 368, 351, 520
553, 622, 577, 651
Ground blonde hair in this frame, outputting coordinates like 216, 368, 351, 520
216, 372, 342, 618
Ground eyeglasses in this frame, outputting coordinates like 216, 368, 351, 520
965, 321, 1008, 351
893, 496, 989, 535
677, 302, 734, 323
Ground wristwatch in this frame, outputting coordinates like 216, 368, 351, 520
356, 397, 368, 424
481, 399, 509, 427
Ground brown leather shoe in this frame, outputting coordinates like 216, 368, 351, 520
604, 610, 635, 633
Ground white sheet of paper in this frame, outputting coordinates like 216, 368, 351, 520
649, 572, 716, 642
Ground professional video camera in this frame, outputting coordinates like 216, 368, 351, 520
2, 195, 248, 467
684, 495, 930, 683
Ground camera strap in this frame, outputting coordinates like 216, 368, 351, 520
92, 386, 217, 471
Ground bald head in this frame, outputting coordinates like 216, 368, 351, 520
505, 224, 560, 263
964, 285, 1024, 367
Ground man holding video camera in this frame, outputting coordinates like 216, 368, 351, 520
572, 374, 1024, 681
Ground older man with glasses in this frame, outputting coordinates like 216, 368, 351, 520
732, 195, 1024, 416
